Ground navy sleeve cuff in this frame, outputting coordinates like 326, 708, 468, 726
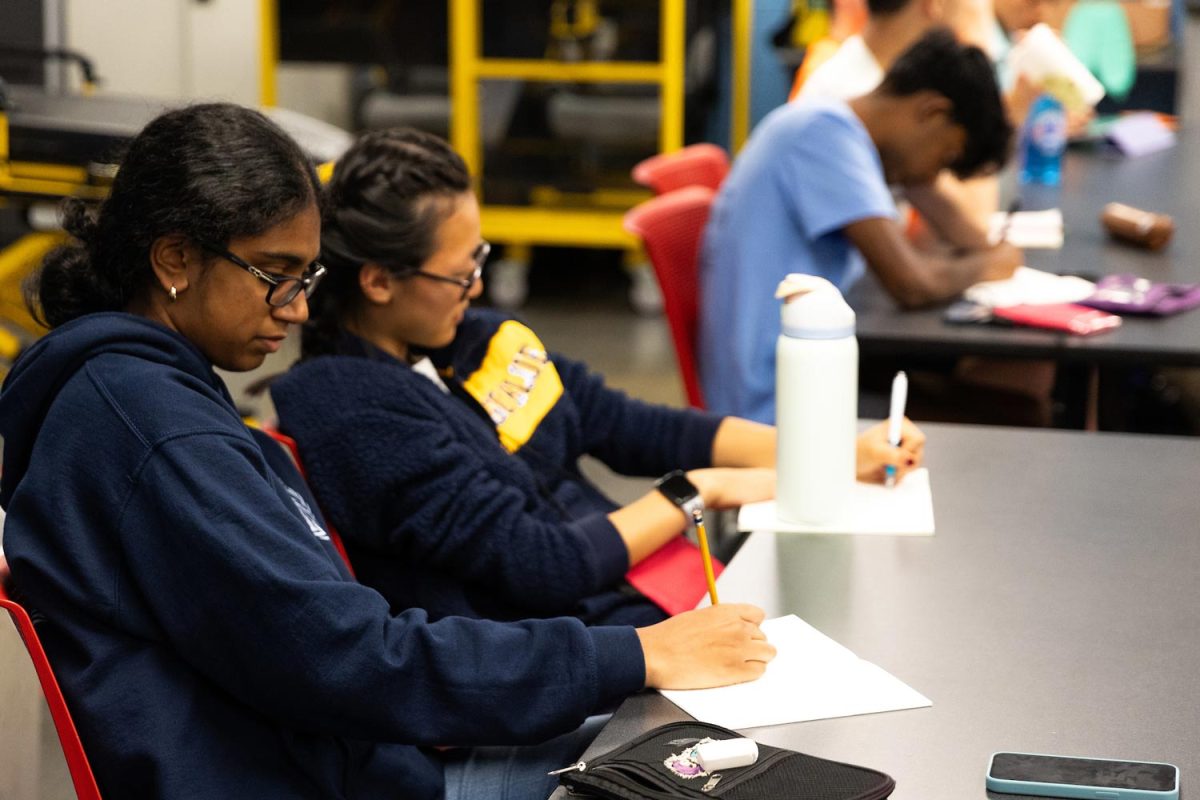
571, 513, 631, 588
588, 625, 646, 706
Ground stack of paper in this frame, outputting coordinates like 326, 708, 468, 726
737, 468, 934, 536
660, 615, 931, 729
988, 209, 1064, 249
965, 266, 1095, 308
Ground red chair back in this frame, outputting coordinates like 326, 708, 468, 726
0, 557, 104, 800
259, 428, 357, 577
623, 186, 715, 409
631, 143, 730, 195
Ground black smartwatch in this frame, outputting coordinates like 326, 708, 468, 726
654, 469, 704, 524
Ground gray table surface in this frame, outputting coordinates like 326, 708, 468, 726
850, 128, 1200, 366
551, 423, 1200, 799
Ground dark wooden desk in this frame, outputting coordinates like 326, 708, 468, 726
850, 128, 1200, 367
551, 423, 1200, 800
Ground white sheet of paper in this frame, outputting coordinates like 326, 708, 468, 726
737, 468, 934, 536
988, 209, 1065, 249
965, 266, 1094, 308
660, 615, 931, 729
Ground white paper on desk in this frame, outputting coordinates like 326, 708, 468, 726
737, 468, 934, 535
987, 209, 1064, 249
964, 266, 1094, 308
661, 615, 932, 729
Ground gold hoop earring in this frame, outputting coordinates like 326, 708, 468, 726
169, 286, 178, 302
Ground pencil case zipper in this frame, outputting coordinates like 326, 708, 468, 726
557, 748, 792, 797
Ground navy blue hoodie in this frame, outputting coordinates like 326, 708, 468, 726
0, 312, 644, 799
272, 310, 722, 628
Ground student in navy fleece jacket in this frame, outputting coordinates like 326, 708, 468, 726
271, 129, 926, 629
0, 103, 777, 800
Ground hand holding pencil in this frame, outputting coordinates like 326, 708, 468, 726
636, 603, 776, 689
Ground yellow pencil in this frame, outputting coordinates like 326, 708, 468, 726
693, 512, 719, 606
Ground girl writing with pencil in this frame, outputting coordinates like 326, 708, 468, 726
271, 128, 926, 629
0, 104, 779, 799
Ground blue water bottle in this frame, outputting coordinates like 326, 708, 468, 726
1019, 94, 1067, 186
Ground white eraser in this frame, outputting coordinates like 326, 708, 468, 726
695, 738, 759, 771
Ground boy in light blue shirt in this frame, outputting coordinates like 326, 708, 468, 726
699, 29, 1019, 423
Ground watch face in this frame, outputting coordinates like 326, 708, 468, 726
656, 471, 699, 505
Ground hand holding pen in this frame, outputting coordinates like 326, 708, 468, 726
856, 418, 925, 484
855, 373, 926, 485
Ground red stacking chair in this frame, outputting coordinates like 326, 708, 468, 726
0, 557, 104, 800
260, 428, 357, 577
623, 186, 716, 409
631, 143, 730, 195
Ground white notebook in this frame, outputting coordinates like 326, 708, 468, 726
988, 209, 1065, 249
737, 468, 935, 536
660, 615, 931, 729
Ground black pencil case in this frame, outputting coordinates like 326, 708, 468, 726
556, 720, 895, 799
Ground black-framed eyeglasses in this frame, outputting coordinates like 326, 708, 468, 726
196, 239, 327, 308
408, 241, 491, 301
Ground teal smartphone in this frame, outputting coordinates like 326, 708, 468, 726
986, 752, 1179, 800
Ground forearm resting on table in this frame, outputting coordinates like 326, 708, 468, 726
846, 216, 1019, 309
710, 416, 776, 468
905, 173, 998, 248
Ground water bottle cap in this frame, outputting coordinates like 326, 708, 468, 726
776, 274, 856, 339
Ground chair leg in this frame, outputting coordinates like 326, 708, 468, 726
622, 248, 663, 315
487, 244, 532, 310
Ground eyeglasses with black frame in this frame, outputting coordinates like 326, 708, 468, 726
408, 241, 490, 300
195, 238, 327, 308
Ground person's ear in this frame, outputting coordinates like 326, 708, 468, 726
914, 91, 955, 128
359, 262, 396, 305
148, 234, 195, 299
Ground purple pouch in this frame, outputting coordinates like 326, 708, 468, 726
1081, 274, 1200, 316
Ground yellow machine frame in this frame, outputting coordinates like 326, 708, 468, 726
260, 0, 279, 107
0, 231, 64, 362
0, 107, 109, 204
449, 0, 753, 252
0, 108, 100, 364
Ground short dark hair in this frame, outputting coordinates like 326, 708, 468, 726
867, 0, 913, 15
877, 28, 1013, 179
29, 103, 319, 328
303, 127, 471, 358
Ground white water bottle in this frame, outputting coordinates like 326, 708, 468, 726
775, 274, 858, 525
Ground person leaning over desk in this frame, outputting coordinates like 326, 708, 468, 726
0, 103, 780, 800
699, 29, 1021, 424
269, 128, 926, 630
